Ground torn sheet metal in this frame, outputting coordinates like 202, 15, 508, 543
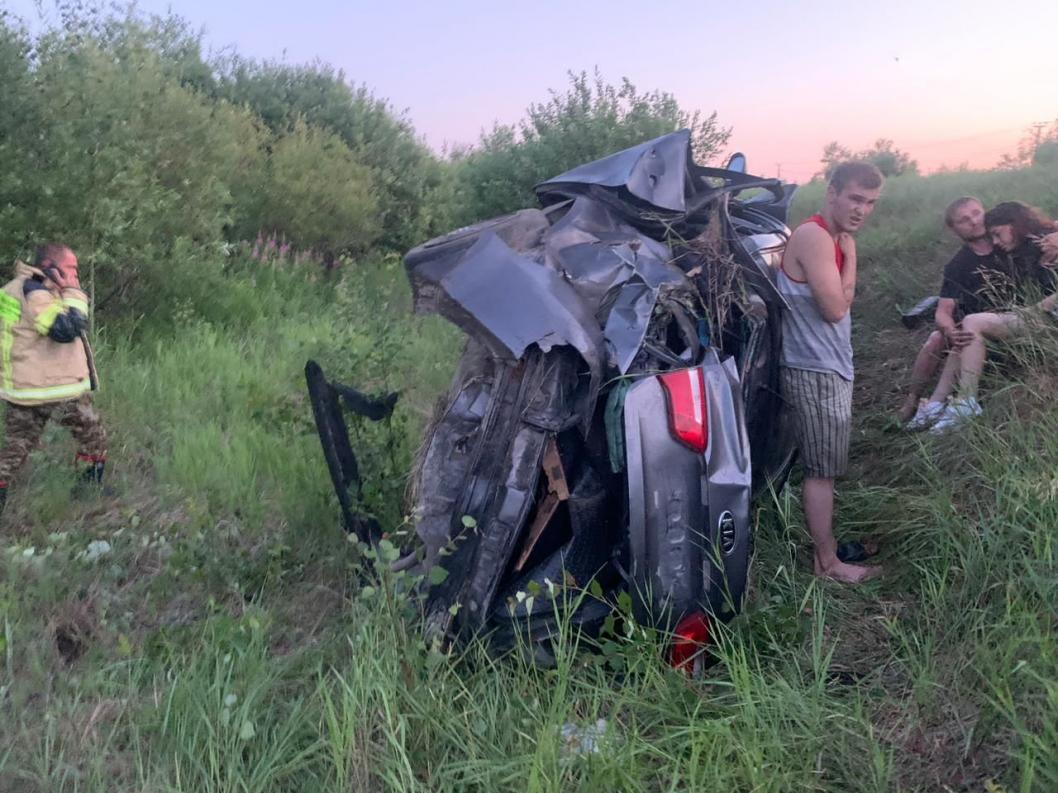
542, 196, 691, 373
535, 130, 694, 212
405, 146, 704, 382
408, 230, 605, 405
536, 129, 786, 240
398, 130, 795, 648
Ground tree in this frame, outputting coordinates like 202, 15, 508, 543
998, 120, 1058, 168
450, 70, 730, 225
1033, 139, 1058, 167
216, 60, 446, 250
231, 120, 380, 253
818, 141, 854, 179
0, 6, 389, 315
861, 139, 918, 177
818, 138, 917, 179
0, 14, 266, 272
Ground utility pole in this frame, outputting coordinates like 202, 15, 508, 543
775, 162, 782, 180
1031, 121, 1046, 147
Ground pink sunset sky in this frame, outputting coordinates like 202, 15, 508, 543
6, 0, 1057, 182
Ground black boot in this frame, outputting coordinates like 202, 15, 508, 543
73, 461, 112, 497
80, 461, 105, 486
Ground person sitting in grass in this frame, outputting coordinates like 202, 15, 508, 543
899, 197, 1006, 428
924, 201, 1058, 434
899, 198, 1058, 429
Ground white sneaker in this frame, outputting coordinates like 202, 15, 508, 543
906, 401, 946, 431
929, 397, 982, 435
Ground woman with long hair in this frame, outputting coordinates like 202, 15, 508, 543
928, 201, 1058, 433
986, 200, 1057, 263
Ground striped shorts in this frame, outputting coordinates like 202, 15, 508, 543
780, 367, 853, 479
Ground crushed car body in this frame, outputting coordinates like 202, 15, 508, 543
309, 129, 799, 662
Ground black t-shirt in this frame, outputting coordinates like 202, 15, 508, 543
939, 245, 1015, 316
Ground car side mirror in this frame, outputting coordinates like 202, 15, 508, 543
725, 152, 747, 174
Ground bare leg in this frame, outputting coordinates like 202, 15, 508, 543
958, 312, 1024, 399
805, 477, 881, 583
898, 330, 947, 422
957, 335, 987, 399
928, 346, 961, 404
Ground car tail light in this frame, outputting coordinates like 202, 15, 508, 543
658, 367, 708, 453
668, 611, 710, 672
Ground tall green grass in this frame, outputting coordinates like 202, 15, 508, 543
4, 165, 1058, 790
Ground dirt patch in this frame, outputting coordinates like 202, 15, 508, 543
268, 580, 349, 655
874, 697, 1012, 791
50, 599, 98, 665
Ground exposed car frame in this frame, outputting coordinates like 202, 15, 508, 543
307, 130, 798, 664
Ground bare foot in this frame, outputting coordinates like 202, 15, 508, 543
814, 558, 883, 583
896, 401, 917, 424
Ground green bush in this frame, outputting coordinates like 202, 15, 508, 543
0, 15, 265, 288
449, 70, 730, 225
0, 6, 444, 305
231, 120, 380, 253
217, 60, 449, 251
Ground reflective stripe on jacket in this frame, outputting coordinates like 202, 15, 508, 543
0, 261, 92, 405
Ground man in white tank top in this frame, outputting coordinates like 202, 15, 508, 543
779, 162, 884, 583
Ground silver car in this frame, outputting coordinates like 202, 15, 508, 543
308, 130, 798, 668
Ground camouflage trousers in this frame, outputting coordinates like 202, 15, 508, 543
0, 394, 107, 485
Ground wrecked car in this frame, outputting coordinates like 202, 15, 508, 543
307, 129, 798, 666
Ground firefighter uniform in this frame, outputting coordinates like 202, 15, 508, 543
0, 261, 106, 509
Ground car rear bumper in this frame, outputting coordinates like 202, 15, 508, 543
623, 352, 752, 628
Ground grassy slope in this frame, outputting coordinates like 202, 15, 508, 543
2, 163, 1058, 791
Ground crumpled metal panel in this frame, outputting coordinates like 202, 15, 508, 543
535, 130, 693, 212
602, 282, 658, 375
399, 131, 792, 647
456, 424, 548, 632
535, 129, 786, 241
408, 230, 605, 408
542, 196, 689, 373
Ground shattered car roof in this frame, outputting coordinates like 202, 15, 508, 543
534, 130, 695, 212
404, 129, 777, 408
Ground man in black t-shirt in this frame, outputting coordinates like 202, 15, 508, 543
899, 197, 999, 426
928, 201, 1058, 433
937, 244, 1016, 317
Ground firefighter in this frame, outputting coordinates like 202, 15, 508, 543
0, 243, 106, 516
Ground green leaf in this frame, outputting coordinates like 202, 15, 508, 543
428, 566, 449, 586
377, 539, 400, 563
239, 720, 256, 741
460, 515, 477, 529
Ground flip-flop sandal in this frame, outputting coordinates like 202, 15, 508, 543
836, 540, 879, 564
